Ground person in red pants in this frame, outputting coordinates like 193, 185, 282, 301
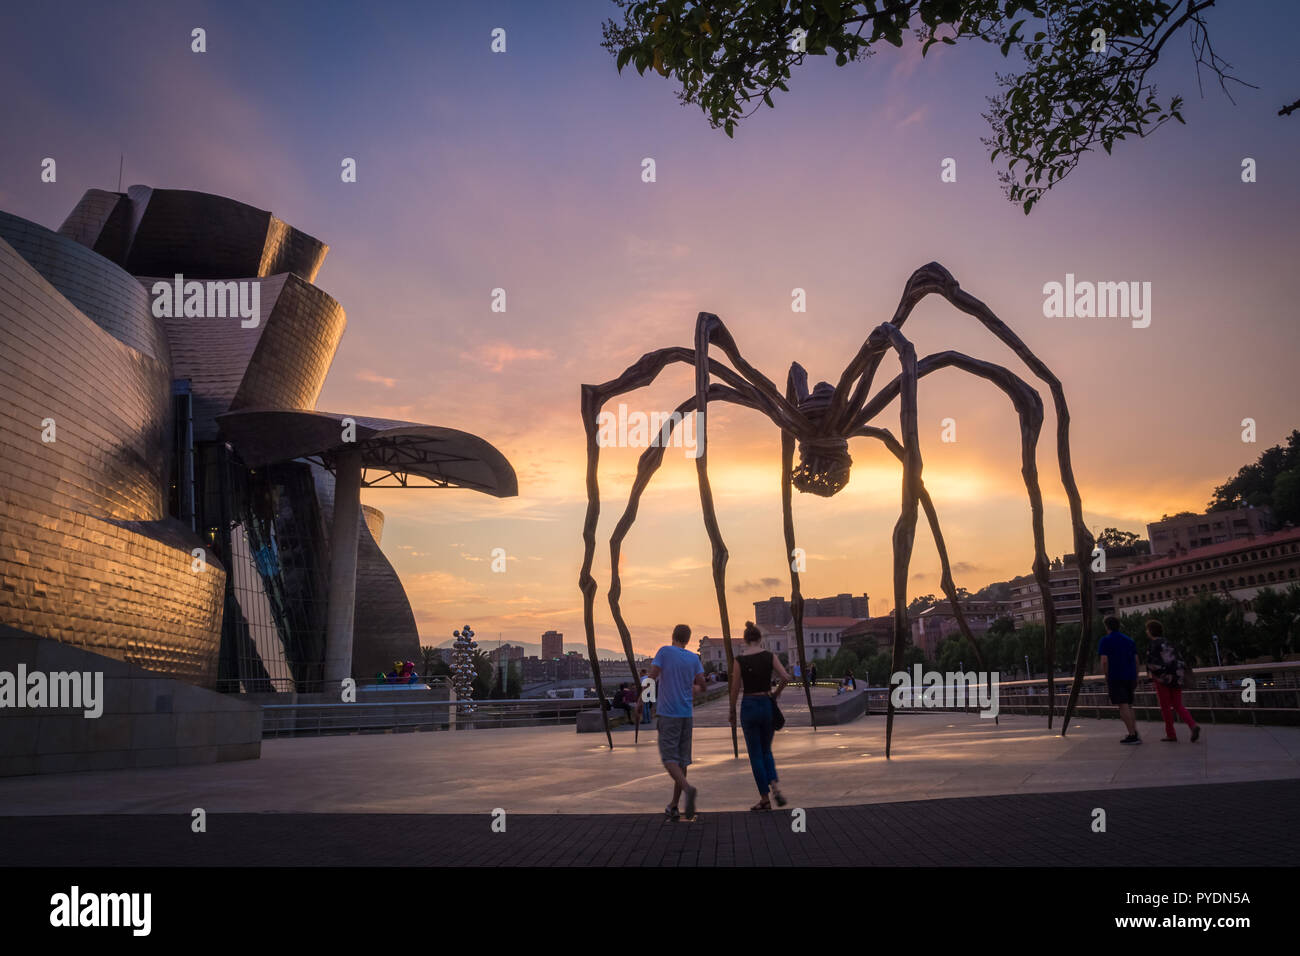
1144, 620, 1201, 743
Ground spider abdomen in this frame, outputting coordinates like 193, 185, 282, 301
791, 381, 852, 496
792, 437, 852, 496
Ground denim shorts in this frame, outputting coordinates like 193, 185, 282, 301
657, 715, 693, 766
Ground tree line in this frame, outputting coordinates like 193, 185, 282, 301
809, 583, 1300, 686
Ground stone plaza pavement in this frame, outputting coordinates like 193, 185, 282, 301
3, 779, 1298, 866
1, 711, 1298, 817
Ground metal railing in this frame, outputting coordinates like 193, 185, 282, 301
861, 661, 1300, 725
260, 680, 740, 737
262, 695, 606, 737
224, 674, 453, 695
260, 663, 1300, 735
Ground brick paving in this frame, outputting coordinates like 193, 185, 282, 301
2, 778, 1294, 867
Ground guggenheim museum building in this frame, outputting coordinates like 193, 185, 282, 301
0, 185, 516, 703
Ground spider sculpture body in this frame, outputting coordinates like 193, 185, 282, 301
579, 263, 1097, 757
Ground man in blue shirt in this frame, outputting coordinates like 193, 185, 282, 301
1098, 615, 1142, 744
648, 624, 706, 820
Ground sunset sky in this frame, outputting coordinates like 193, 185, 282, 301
2, 1, 1298, 657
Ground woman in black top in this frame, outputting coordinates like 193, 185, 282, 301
729, 621, 792, 810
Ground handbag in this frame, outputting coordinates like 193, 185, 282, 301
771, 696, 786, 732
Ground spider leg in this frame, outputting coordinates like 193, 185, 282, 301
857, 425, 986, 666
788, 361, 811, 404
782, 366, 818, 730
856, 424, 1000, 722
855, 352, 1056, 714
581, 343, 798, 749
695, 312, 805, 426
841, 265, 1094, 733
920, 267, 1093, 733
824, 266, 947, 435
605, 385, 763, 747
694, 314, 747, 758
688, 312, 820, 755
857, 324, 923, 761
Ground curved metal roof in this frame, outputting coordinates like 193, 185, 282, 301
216, 409, 518, 498
0, 210, 171, 364
59, 186, 329, 283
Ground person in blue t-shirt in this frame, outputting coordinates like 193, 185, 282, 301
648, 624, 707, 820
1098, 615, 1142, 744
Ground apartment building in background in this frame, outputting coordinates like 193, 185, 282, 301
1009, 552, 1147, 628
1113, 526, 1300, 616
541, 630, 564, 660
1148, 506, 1275, 553
753, 593, 870, 628
910, 600, 1012, 658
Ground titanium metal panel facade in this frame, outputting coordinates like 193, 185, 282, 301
353, 524, 423, 678
57, 187, 134, 264
0, 232, 224, 684
58, 185, 330, 283
151, 273, 345, 442
0, 211, 170, 364
229, 274, 344, 419
361, 505, 385, 545
3, 184, 513, 693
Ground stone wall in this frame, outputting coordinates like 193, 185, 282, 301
0, 625, 261, 777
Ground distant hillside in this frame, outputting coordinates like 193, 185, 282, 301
972, 580, 1015, 602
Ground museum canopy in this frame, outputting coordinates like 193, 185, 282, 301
216, 409, 518, 496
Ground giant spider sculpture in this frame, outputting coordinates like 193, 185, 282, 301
579, 263, 1097, 758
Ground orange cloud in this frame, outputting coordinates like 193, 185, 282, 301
357, 369, 398, 388
461, 342, 556, 372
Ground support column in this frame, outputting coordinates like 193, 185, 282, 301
324, 450, 363, 692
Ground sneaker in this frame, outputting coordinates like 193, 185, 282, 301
664, 805, 679, 822
1121, 734, 1141, 745
1191, 726, 1201, 743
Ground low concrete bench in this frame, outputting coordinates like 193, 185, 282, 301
576, 707, 632, 733
810, 688, 868, 725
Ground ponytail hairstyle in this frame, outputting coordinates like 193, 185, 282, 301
743, 621, 763, 644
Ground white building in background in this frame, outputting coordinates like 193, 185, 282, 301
697, 636, 726, 671
759, 616, 861, 661
1147, 506, 1275, 552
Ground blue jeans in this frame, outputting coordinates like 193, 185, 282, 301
740, 696, 778, 797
